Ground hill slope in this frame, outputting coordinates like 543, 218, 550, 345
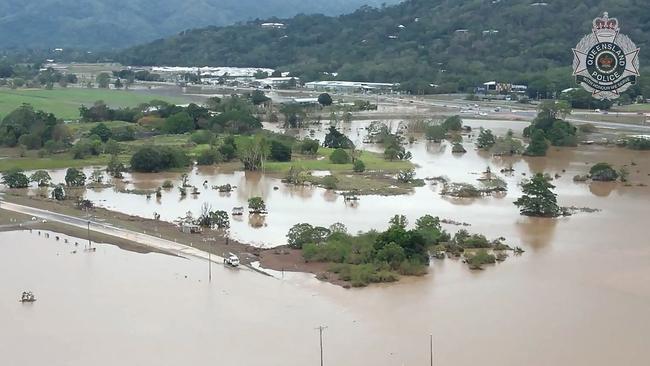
118, 0, 650, 95
0, 0, 401, 49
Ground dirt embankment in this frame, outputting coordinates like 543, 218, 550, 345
2, 192, 263, 264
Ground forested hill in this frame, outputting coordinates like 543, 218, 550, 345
118, 0, 650, 95
0, 0, 400, 49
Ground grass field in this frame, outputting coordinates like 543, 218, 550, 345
612, 104, 650, 112
0, 88, 188, 120
263, 147, 413, 173
0, 153, 112, 171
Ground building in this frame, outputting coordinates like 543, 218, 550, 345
482, 81, 527, 95
258, 77, 299, 89
261, 23, 286, 29
304, 81, 397, 94
180, 223, 202, 234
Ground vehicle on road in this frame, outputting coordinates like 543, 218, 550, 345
224, 253, 240, 267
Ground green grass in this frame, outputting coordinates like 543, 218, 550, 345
612, 104, 650, 112
0, 153, 112, 171
0, 87, 188, 120
263, 147, 413, 173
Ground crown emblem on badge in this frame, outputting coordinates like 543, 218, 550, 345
593, 12, 619, 34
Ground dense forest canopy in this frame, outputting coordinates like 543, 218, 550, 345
118, 0, 650, 94
0, 0, 400, 49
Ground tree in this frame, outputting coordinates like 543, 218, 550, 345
130, 146, 190, 172
300, 138, 319, 155
425, 125, 445, 142
237, 135, 270, 171
218, 136, 238, 161
248, 197, 267, 213
330, 148, 350, 164
287, 223, 331, 249
389, 214, 408, 229
589, 163, 619, 181
65, 168, 86, 187
279, 104, 306, 128
249, 90, 271, 105
441, 115, 462, 131
323, 126, 353, 149
114, 78, 123, 89
415, 215, 440, 231
397, 168, 415, 183
163, 111, 194, 134
384, 147, 399, 161
318, 93, 333, 106
210, 210, 230, 230
51, 185, 65, 200
525, 129, 549, 156
90, 123, 112, 143
353, 159, 366, 172
1, 169, 30, 188
476, 128, 496, 149
0, 104, 64, 149
90, 169, 104, 184
270, 140, 292, 162
375, 242, 406, 270
96, 73, 111, 88
514, 173, 560, 217
30, 170, 52, 187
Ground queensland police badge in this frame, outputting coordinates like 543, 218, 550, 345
573, 12, 640, 100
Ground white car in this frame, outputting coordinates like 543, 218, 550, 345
224, 253, 240, 267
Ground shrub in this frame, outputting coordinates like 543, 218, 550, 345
353, 159, 366, 173
322, 175, 339, 189
589, 162, 619, 181
397, 168, 416, 183
299, 138, 319, 155
329, 148, 350, 164
130, 146, 190, 172
190, 130, 215, 145
270, 140, 292, 162
196, 149, 222, 166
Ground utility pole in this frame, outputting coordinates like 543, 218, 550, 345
87, 220, 91, 248
208, 252, 212, 283
430, 334, 433, 366
315, 325, 327, 366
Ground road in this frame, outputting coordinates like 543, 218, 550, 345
0, 200, 228, 264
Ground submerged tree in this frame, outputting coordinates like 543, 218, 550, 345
65, 168, 86, 187
514, 173, 560, 217
476, 128, 496, 149
1, 169, 30, 188
248, 197, 267, 214
30, 170, 52, 187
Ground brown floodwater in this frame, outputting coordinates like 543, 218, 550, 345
5, 118, 650, 365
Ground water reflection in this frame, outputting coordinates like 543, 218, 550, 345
515, 216, 559, 251
589, 182, 617, 197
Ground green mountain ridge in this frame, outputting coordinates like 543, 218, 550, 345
117, 0, 650, 95
0, 0, 400, 49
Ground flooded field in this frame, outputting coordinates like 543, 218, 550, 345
31, 118, 650, 249
4, 115, 650, 365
